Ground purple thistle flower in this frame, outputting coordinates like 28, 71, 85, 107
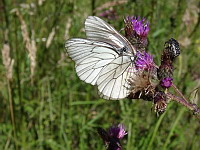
124, 16, 149, 49
135, 51, 155, 70
108, 124, 127, 139
130, 16, 149, 37
160, 77, 173, 88
97, 124, 127, 150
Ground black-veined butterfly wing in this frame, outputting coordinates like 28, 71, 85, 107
65, 16, 137, 100
85, 16, 136, 54
66, 38, 136, 100
66, 38, 119, 85
97, 55, 135, 100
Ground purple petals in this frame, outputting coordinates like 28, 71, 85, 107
126, 16, 149, 37
135, 51, 154, 70
160, 77, 173, 88
108, 124, 127, 139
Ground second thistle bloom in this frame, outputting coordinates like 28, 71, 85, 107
97, 124, 127, 150
124, 16, 149, 49
108, 124, 127, 139
135, 51, 155, 71
130, 17, 149, 37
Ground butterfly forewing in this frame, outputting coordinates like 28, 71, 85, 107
85, 16, 136, 55
66, 38, 120, 85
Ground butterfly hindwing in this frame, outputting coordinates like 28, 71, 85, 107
97, 56, 135, 100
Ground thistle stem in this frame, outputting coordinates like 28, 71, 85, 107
167, 92, 200, 119
172, 83, 189, 102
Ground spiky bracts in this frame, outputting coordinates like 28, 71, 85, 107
124, 16, 182, 114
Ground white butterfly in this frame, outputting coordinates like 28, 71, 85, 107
65, 16, 137, 100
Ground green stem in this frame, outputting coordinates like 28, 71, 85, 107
163, 108, 185, 149
7, 80, 17, 149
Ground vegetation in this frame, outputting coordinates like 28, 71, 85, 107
0, 0, 200, 149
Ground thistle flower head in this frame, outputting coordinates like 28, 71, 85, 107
135, 51, 155, 71
124, 16, 149, 49
127, 71, 158, 99
160, 77, 173, 88
129, 16, 149, 37
108, 124, 127, 139
97, 124, 127, 150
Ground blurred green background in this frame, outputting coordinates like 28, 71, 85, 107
0, 0, 200, 149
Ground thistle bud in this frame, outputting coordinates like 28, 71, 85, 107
158, 38, 180, 88
153, 91, 167, 113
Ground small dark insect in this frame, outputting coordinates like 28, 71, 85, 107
164, 38, 180, 59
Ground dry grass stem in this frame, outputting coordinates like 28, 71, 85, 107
15, 9, 37, 78
2, 43, 14, 81
64, 18, 72, 40
30, 30, 37, 78
94, 0, 127, 12
38, 0, 46, 6
46, 27, 56, 48
2, 31, 16, 146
